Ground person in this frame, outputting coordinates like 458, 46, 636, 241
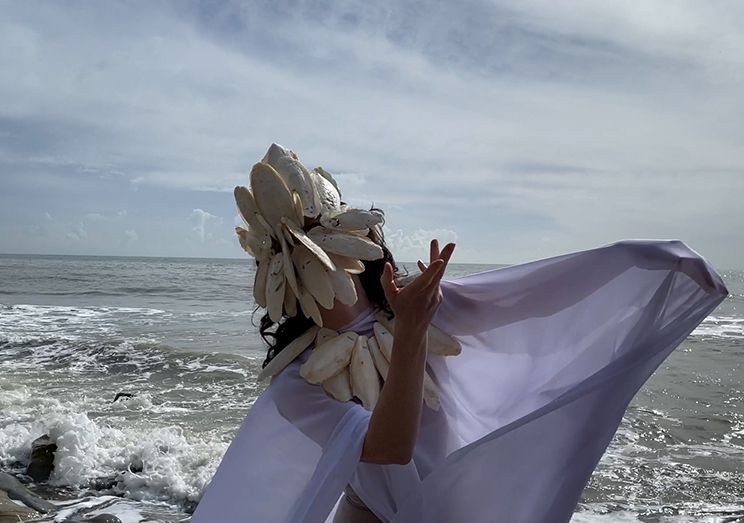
281, 234, 455, 521
191, 145, 728, 523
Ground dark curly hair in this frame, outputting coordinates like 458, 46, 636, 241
256, 207, 402, 368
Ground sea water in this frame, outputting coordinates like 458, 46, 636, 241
0, 254, 742, 522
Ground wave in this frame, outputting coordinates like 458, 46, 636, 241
692, 315, 744, 340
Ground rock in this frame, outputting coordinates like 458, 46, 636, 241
0, 488, 40, 523
0, 472, 55, 513
26, 434, 57, 482
64, 514, 123, 523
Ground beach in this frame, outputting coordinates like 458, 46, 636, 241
1, 253, 742, 522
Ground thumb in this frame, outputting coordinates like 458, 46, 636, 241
380, 262, 397, 302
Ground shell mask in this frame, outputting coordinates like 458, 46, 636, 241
235, 143, 461, 410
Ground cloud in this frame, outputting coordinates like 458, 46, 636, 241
191, 208, 222, 242
386, 228, 458, 262
124, 229, 138, 242
0, 1, 741, 265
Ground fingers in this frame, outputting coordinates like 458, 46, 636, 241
439, 242, 456, 267
417, 260, 427, 272
430, 239, 440, 265
380, 262, 398, 302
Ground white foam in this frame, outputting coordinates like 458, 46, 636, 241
692, 315, 744, 339
0, 381, 228, 507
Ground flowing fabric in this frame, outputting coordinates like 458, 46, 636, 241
191, 239, 728, 523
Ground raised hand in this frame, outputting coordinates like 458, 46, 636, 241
380, 239, 456, 331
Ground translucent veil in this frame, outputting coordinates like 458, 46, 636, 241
192, 239, 728, 523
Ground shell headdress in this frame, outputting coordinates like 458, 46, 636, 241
234, 143, 385, 326
236, 144, 461, 410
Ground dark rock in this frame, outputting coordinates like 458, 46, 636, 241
0, 488, 40, 523
26, 434, 57, 482
0, 472, 55, 513
64, 514, 123, 523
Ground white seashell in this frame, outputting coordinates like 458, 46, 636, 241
375, 312, 461, 357
291, 191, 304, 225
261, 145, 319, 218
373, 321, 394, 362
350, 336, 380, 410
279, 229, 300, 297
235, 226, 271, 260
297, 287, 322, 326
423, 370, 441, 411
322, 368, 353, 401
234, 186, 271, 238
292, 245, 336, 310
257, 325, 319, 381
328, 253, 365, 274
300, 332, 357, 383
297, 283, 323, 326
426, 324, 462, 356
250, 163, 299, 237
261, 143, 290, 166
326, 266, 357, 306
313, 166, 340, 195
282, 225, 295, 247
320, 209, 383, 232
311, 170, 342, 217
266, 253, 285, 322
307, 227, 383, 260
282, 218, 336, 271
283, 283, 297, 318
253, 259, 270, 308
367, 336, 389, 380
316, 327, 338, 345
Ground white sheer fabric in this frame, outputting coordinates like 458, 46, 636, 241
191, 239, 728, 523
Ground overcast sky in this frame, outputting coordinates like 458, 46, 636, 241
1, 1, 742, 268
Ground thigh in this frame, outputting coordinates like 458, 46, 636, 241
332, 487, 382, 523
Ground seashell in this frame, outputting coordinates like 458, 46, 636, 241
261, 144, 319, 218
328, 253, 365, 274
311, 170, 342, 217
282, 218, 336, 271
313, 166, 340, 195
257, 325, 319, 381
300, 332, 358, 383
423, 370, 441, 411
373, 322, 394, 362
326, 266, 357, 306
426, 324, 462, 356
307, 227, 383, 260
350, 336, 380, 410
235, 226, 271, 260
375, 312, 461, 357
322, 368, 353, 401
279, 229, 300, 297
253, 259, 270, 308
234, 186, 271, 238
266, 253, 285, 322
292, 245, 335, 309
283, 283, 297, 317
261, 142, 290, 166
367, 336, 389, 380
250, 163, 299, 236
320, 209, 383, 232
316, 328, 338, 345
291, 191, 304, 225
297, 283, 323, 326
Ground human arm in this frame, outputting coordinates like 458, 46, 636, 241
360, 240, 456, 464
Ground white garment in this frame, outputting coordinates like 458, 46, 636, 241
191, 239, 728, 523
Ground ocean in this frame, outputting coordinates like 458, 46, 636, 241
0, 253, 742, 522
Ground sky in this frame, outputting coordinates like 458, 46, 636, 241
0, 1, 742, 268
